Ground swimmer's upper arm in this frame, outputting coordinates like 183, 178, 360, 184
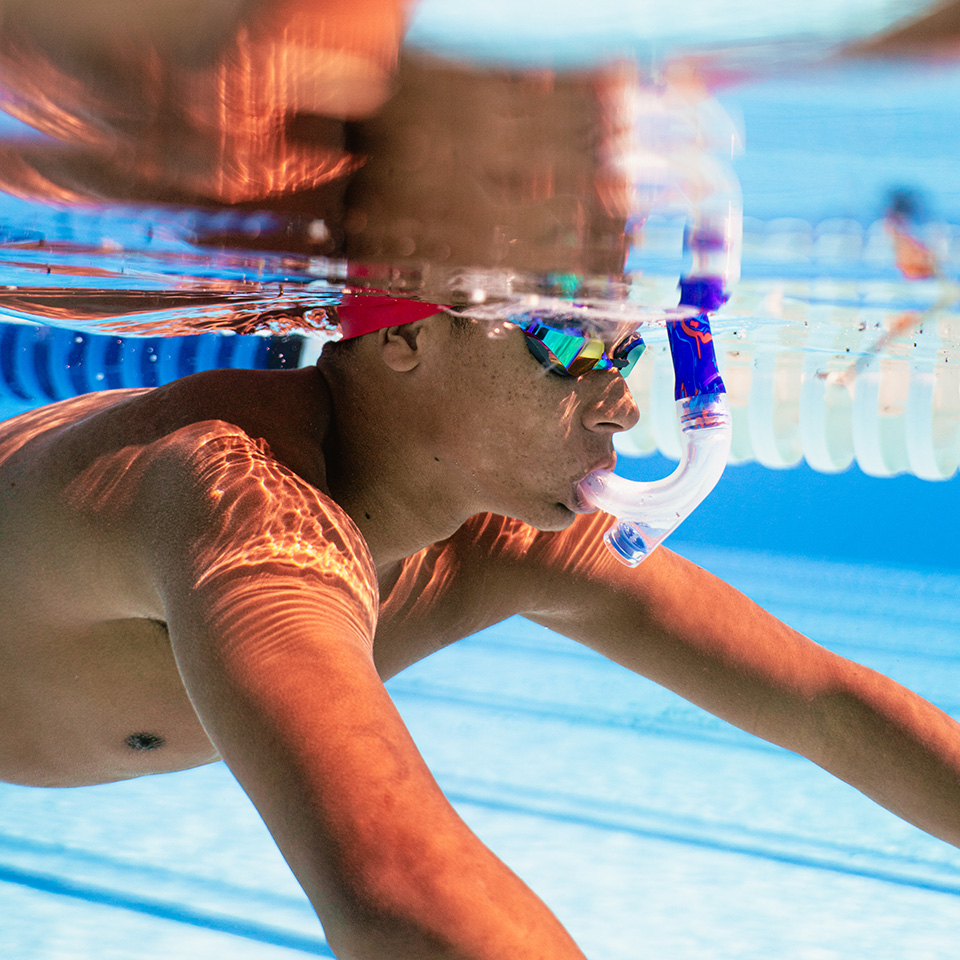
515, 514, 960, 848
137, 425, 587, 960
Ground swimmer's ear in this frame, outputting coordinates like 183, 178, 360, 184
380, 321, 425, 372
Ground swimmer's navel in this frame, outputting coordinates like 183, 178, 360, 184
125, 732, 165, 751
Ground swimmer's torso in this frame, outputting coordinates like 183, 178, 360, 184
0, 389, 214, 785
0, 374, 525, 787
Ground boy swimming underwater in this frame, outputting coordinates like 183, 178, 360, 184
2, 1, 960, 956
2, 300, 960, 959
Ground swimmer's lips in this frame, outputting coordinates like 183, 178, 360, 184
571, 456, 617, 513
571, 489, 599, 514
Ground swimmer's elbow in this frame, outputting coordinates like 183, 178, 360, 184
310, 840, 585, 960
318, 881, 476, 960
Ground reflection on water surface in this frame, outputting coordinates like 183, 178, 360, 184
0, 0, 959, 476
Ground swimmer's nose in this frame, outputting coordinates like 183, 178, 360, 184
582, 373, 640, 434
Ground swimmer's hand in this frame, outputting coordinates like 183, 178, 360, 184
844, 0, 960, 56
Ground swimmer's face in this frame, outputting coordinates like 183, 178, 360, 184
424, 316, 640, 530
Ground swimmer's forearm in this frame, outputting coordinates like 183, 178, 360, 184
274, 687, 591, 960
305, 842, 590, 960
247, 716, 592, 960
643, 557, 960, 848
530, 544, 960, 849
193, 631, 589, 960
199, 645, 590, 960
164, 592, 588, 960
794, 661, 960, 849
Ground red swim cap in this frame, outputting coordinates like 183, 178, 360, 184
336, 293, 449, 339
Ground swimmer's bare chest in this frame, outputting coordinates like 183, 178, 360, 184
0, 428, 217, 783
0, 516, 488, 788
0, 384, 517, 788
0, 569, 491, 788
0, 613, 221, 787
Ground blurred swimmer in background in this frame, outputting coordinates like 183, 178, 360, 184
0, 0, 637, 285
1, 0, 959, 268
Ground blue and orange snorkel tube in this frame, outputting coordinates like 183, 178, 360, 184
338, 249, 735, 570
577, 209, 737, 567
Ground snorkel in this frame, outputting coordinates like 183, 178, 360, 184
576, 205, 738, 567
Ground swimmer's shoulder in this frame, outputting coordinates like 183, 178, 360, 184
0, 389, 148, 460
0, 369, 338, 543
134, 412, 377, 636
424, 510, 633, 610
0, 367, 331, 486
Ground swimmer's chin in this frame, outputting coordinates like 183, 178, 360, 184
506, 488, 599, 531
538, 494, 598, 531
508, 502, 580, 533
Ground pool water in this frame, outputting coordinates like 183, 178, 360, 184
1, 3, 960, 957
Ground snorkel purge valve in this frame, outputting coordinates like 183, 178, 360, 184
577, 212, 737, 567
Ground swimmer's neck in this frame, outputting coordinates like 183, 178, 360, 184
173, 365, 471, 569
325, 431, 478, 571
316, 360, 480, 569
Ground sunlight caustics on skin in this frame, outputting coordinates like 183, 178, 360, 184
56, 417, 379, 641
369, 511, 625, 681
0, 0, 958, 956
0, 389, 139, 463
185, 429, 377, 612
0, 399, 378, 638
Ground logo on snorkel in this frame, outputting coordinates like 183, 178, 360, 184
668, 315, 725, 401
679, 317, 713, 357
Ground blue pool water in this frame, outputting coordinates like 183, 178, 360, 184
2, 3, 960, 958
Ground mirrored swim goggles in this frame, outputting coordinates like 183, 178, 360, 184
515, 318, 646, 379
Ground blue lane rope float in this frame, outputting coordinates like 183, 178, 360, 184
0, 323, 306, 403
